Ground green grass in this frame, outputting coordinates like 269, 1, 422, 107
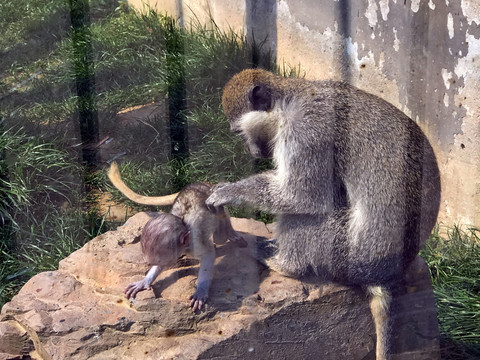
0, 1, 282, 307
421, 226, 480, 359
0, 126, 116, 305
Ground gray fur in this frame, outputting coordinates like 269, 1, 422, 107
208, 69, 440, 284
206, 69, 441, 358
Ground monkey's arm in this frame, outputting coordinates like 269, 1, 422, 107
206, 171, 297, 213
190, 250, 215, 311
124, 265, 161, 300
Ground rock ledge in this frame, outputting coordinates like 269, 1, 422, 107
1, 213, 440, 360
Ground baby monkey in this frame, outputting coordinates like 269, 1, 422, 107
108, 163, 247, 311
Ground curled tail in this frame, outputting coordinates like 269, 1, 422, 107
368, 286, 392, 360
108, 162, 179, 206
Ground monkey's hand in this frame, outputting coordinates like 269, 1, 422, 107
190, 286, 208, 312
124, 279, 150, 300
206, 182, 241, 210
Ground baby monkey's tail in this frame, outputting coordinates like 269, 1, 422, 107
108, 162, 179, 206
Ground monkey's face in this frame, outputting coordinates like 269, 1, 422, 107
141, 214, 189, 268
143, 232, 189, 269
222, 69, 277, 159
233, 110, 277, 158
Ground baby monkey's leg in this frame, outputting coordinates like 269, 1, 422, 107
190, 250, 215, 311
213, 206, 248, 248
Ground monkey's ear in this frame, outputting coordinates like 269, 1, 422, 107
179, 230, 190, 246
249, 85, 272, 112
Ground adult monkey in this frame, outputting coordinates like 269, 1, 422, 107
206, 69, 441, 359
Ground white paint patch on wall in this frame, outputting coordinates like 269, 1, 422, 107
455, 32, 480, 81
393, 27, 400, 51
411, 0, 420, 13
365, 0, 379, 27
441, 68, 453, 89
379, 0, 390, 21
447, 13, 454, 39
461, 0, 480, 26
345, 37, 376, 71
378, 51, 385, 69
454, 33, 480, 119
324, 26, 334, 39
444, 93, 449, 107
346, 37, 359, 63
429, 0, 436, 10
277, 0, 290, 19
295, 19, 311, 33
276, 0, 343, 79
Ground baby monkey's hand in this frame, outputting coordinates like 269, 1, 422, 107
124, 279, 150, 300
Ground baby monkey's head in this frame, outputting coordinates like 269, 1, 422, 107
141, 213, 190, 269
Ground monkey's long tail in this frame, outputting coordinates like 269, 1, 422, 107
367, 285, 392, 360
108, 162, 179, 206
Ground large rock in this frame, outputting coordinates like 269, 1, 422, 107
0, 213, 440, 360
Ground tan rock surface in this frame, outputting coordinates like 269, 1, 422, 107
1, 213, 439, 360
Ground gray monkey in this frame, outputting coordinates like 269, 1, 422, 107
206, 69, 441, 359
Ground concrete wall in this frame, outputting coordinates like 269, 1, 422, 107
130, 0, 480, 227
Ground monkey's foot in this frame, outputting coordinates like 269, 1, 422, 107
264, 256, 298, 278
255, 239, 298, 277
190, 287, 208, 312
256, 237, 278, 261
